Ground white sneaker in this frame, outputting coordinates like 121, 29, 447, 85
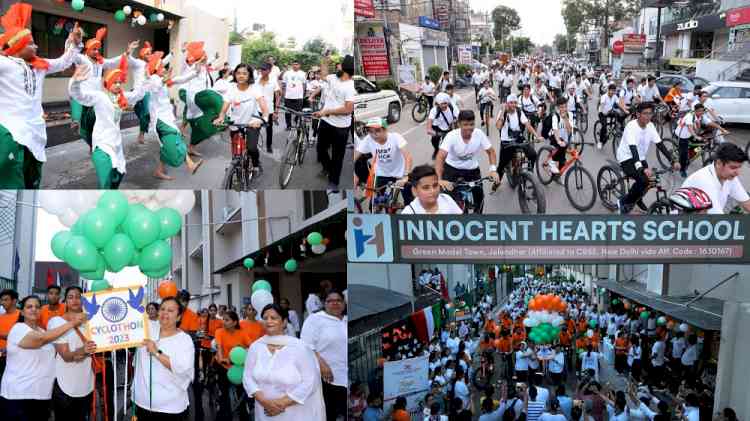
549, 161, 560, 174
596, 142, 603, 150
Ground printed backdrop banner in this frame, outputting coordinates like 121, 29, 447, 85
383, 355, 429, 413
348, 214, 750, 264
83, 286, 150, 352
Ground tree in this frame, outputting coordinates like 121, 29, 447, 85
242, 32, 281, 66
510, 36, 534, 56
561, 0, 640, 55
553, 33, 576, 55
302, 37, 338, 56
229, 31, 245, 45
491, 5, 521, 52
540, 45, 554, 56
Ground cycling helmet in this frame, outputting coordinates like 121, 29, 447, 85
435, 92, 451, 105
669, 187, 713, 212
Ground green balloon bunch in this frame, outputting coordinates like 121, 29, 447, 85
528, 323, 560, 344
227, 346, 247, 385
51, 191, 182, 279
640, 311, 650, 319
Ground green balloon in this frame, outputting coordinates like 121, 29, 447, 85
138, 240, 172, 272
71, 216, 85, 235
71, 0, 85, 12
127, 208, 160, 249
243, 258, 254, 269
103, 234, 135, 273
589, 319, 597, 328
122, 204, 148, 237
306, 232, 323, 246
156, 208, 182, 240
640, 311, 650, 319
252, 280, 271, 293
90, 279, 111, 292
83, 208, 117, 249
80, 253, 106, 280
283, 259, 298, 272
229, 346, 247, 365
51, 231, 72, 260
143, 266, 170, 279
130, 250, 141, 267
64, 235, 98, 272
227, 364, 243, 385
98, 191, 129, 227
114, 10, 126, 22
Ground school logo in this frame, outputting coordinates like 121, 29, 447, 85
101, 297, 128, 323
347, 214, 393, 262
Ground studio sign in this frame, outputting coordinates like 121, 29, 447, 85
678, 20, 699, 31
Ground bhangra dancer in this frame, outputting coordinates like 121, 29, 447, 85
182, 41, 225, 158
132, 41, 153, 145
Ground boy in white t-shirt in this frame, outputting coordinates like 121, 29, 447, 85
681, 142, 750, 213
354, 118, 414, 204
401, 165, 462, 214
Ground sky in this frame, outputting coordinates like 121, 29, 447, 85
189, 0, 353, 53
470, 0, 566, 46
36, 209, 146, 288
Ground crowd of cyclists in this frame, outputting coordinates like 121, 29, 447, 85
354, 55, 750, 215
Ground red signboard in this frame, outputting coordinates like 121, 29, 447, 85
612, 40, 625, 55
358, 36, 390, 77
726, 7, 750, 27
623, 34, 646, 53
355, 0, 375, 18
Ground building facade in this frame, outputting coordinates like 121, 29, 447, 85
0, 191, 37, 297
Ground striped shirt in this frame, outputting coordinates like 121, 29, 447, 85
527, 401, 546, 421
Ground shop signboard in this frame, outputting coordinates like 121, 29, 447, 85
348, 214, 750, 264
354, 0, 375, 18
419, 15, 440, 30
383, 356, 429, 414
623, 34, 646, 53
677, 20, 699, 31
357, 24, 390, 77
727, 7, 750, 27
458, 44, 473, 64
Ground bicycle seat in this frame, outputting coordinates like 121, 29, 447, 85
668, 187, 712, 212
302, 108, 313, 113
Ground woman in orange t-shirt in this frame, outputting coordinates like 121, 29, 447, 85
214, 310, 252, 419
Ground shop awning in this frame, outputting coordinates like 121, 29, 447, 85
596, 279, 723, 331
212, 208, 346, 275
349, 284, 412, 322
83, 0, 183, 20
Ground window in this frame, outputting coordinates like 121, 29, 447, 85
742, 88, 750, 98
355, 78, 378, 94
713, 86, 742, 99
303, 191, 329, 219
31, 11, 106, 78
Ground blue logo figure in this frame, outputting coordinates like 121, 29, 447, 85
101, 297, 128, 323
352, 216, 386, 258
128, 287, 145, 313
81, 294, 100, 321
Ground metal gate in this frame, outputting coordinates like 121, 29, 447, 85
348, 327, 383, 386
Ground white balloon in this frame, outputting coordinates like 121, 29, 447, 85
586, 329, 594, 338
39, 191, 69, 216
251, 290, 274, 313
171, 191, 196, 215
123, 5, 132, 15
155, 190, 178, 204
157, 13, 164, 21
70, 191, 96, 215
311, 244, 326, 254
59, 208, 79, 227
144, 199, 160, 211
679, 323, 689, 333
137, 15, 147, 25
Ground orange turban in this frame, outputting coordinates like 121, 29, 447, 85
139, 41, 152, 60
85, 27, 107, 64
0, 3, 48, 70
185, 41, 205, 65
103, 54, 128, 109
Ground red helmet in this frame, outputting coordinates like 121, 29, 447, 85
669, 187, 712, 212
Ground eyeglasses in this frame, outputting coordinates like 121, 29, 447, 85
326, 299, 344, 304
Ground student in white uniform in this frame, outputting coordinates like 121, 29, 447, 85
0, 295, 86, 419
256, 63, 282, 153
282, 60, 307, 130
354, 118, 414, 204
48, 286, 97, 421
596, 84, 620, 149
401, 165, 463, 214
301, 290, 347, 421
427, 93, 459, 159
0, 4, 81, 189
215, 63, 270, 175
421, 76, 437, 109
682, 143, 750, 213
245, 303, 326, 421
133, 297, 195, 419
68, 63, 149, 189
143, 52, 204, 180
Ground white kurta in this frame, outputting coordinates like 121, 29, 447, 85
69, 77, 148, 173
145, 70, 198, 133
72, 51, 138, 93
0, 42, 79, 162
184, 64, 214, 120
242, 336, 325, 421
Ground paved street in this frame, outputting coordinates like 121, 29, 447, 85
392, 86, 750, 214
40, 120, 353, 191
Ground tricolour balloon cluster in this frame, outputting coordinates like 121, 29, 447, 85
227, 346, 247, 385
46, 191, 194, 280
251, 280, 273, 313
524, 294, 567, 344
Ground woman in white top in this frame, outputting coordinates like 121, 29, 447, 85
214, 63, 269, 175
580, 344, 601, 382
402, 165, 462, 214
0, 295, 86, 419
49, 286, 97, 421
243, 303, 325, 420
133, 297, 195, 419
628, 335, 643, 382
514, 341, 532, 382
301, 290, 347, 421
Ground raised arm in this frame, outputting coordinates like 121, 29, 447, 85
46, 31, 84, 74
68, 65, 105, 108
18, 313, 85, 349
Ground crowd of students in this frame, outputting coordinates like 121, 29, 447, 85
0, 279, 347, 421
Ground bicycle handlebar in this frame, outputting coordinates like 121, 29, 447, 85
278, 106, 316, 117
449, 176, 495, 189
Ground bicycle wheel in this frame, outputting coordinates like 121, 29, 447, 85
222, 158, 245, 191
596, 165, 625, 211
648, 199, 676, 214
412, 99, 428, 123
570, 129, 585, 154
518, 171, 547, 214
278, 138, 299, 189
592, 121, 602, 145
535, 145, 556, 185
297, 131, 308, 165
610, 127, 622, 157
484, 107, 491, 136
564, 164, 596, 211
655, 137, 678, 170
579, 112, 589, 134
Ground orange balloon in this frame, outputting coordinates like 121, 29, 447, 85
321, 238, 330, 245
158, 281, 177, 299
528, 298, 537, 310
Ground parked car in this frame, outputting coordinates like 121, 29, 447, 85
354, 75, 402, 125
735, 68, 750, 82
655, 74, 711, 97
704, 81, 750, 124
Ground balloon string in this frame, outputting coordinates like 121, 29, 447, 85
103, 354, 109, 421
124, 350, 128, 418
113, 349, 117, 421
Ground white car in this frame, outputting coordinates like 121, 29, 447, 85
354, 75, 402, 129
704, 81, 750, 123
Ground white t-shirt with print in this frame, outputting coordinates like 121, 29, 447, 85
440, 129, 492, 170
428, 105, 458, 131
617, 120, 662, 163
253, 79, 280, 114
321, 74, 357, 128
498, 108, 529, 142
682, 164, 750, 214
225, 84, 264, 125
283, 70, 307, 100
356, 133, 408, 178
48, 316, 94, 397
0, 323, 56, 400
402, 194, 462, 214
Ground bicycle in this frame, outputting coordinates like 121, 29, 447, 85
655, 132, 725, 173
536, 143, 597, 212
277, 106, 316, 189
596, 160, 678, 214
221, 121, 268, 191
355, 182, 405, 214
443, 177, 494, 214
497, 140, 547, 214
592, 113, 623, 155
574, 107, 589, 134
480, 99, 496, 136
412, 93, 430, 123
